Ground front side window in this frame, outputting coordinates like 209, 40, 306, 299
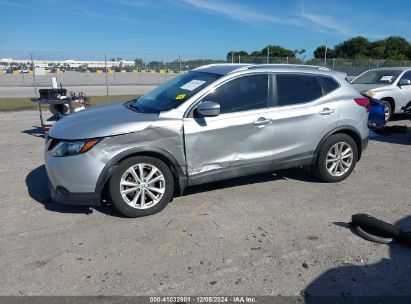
276, 74, 323, 106
204, 74, 269, 114
129, 71, 221, 113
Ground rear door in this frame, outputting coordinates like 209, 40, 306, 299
268, 73, 341, 166
183, 73, 275, 179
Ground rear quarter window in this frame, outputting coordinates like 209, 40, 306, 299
319, 76, 340, 94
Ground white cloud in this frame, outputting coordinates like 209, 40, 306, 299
178, 0, 385, 39
179, 0, 302, 27
296, 10, 355, 37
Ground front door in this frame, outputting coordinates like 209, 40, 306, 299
183, 74, 274, 183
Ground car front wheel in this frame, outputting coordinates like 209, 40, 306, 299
380, 99, 392, 122
108, 156, 174, 217
313, 134, 358, 183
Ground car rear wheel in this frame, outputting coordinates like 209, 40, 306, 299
313, 134, 358, 182
108, 156, 174, 217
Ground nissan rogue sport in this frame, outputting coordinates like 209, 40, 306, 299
45, 64, 369, 217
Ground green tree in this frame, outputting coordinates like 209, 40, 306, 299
250, 51, 263, 57
334, 36, 371, 59
384, 36, 410, 60
369, 40, 386, 59
148, 61, 164, 69
313, 46, 336, 59
261, 45, 295, 57
226, 51, 249, 61
134, 58, 144, 68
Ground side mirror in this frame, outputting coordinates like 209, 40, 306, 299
398, 79, 411, 87
196, 101, 220, 117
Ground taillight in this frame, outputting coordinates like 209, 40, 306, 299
354, 98, 370, 113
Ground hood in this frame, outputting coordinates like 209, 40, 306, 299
49, 101, 161, 140
351, 83, 393, 93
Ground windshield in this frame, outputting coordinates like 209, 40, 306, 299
129, 71, 221, 113
352, 70, 401, 85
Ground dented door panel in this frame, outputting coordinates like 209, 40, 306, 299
183, 108, 275, 176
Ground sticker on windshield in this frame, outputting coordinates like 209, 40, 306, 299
380, 75, 394, 82
175, 94, 186, 100
180, 79, 206, 91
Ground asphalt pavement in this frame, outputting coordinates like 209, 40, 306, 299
0, 110, 410, 296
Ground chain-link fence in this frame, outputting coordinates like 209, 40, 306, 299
229, 55, 411, 76
1, 50, 411, 99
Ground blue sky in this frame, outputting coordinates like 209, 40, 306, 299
1, 0, 411, 61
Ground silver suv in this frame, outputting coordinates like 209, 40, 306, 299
45, 64, 369, 217
351, 67, 411, 121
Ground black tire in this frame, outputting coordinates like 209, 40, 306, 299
380, 99, 392, 122
352, 213, 398, 244
313, 133, 358, 183
108, 156, 174, 217
354, 226, 394, 244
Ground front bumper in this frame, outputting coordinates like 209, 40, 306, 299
45, 147, 106, 206
362, 136, 369, 151
49, 183, 98, 206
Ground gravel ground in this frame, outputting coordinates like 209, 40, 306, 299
0, 110, 410, 296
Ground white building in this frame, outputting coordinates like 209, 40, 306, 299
0, 58, 135, 68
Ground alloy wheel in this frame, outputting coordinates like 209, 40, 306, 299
120, 163, 165, 209
325, 142, 354, 177
383, 104, 390, 122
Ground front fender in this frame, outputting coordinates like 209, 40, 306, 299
93, 146, 187, 204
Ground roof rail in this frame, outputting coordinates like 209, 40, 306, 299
192, 63, 250, 71
246, 64, 330, 70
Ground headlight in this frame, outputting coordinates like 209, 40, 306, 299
52, 139, 100, 157
363, 91, 376, 98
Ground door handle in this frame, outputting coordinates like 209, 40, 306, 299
253, 117, 272, 126
319, 108, 335, 115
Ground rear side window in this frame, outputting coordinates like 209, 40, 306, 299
205, 74, 269, 114
276, 74, 322, 106
319, 76, 340, 94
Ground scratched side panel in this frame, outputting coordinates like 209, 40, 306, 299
102, 119, 187, 173
183, 109, 276, 176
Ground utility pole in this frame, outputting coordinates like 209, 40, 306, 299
324, 40, 328, 65
231, 51, 234, 63
267, 46, 270, 64
104, 54, 109, 103
31, 53, 43, 128
179, 53, 182, 74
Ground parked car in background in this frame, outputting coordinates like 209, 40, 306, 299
45, 64, 369, 217
20, 68, 29, 73
351, 67, 411, 121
